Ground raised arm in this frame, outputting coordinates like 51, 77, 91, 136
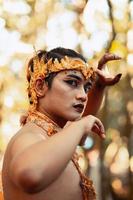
10, 115, 105, 194
83, 53, 122, 116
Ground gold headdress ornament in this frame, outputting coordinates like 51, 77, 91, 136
27, 48, 95, 112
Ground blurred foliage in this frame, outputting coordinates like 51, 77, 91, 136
0, 0, 133, 199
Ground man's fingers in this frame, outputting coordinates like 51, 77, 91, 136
96, 69, 122, 86
98, 53, 122, 70
101, 73, 122, 86
96, 68, 112, 78
106, 73, 122, 85
91, 120, 105, 139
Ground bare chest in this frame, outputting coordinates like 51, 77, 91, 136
3, 160, 83, 200
38, 160, 83, 200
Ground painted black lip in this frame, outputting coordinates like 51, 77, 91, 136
73, 104, 84, 113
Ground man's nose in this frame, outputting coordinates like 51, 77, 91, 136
76, 87, 87, 102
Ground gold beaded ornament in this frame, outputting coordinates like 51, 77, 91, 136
27, 50, 95, 111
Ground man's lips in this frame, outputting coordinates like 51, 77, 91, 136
73, 104, 84, 113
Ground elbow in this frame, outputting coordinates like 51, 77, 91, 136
12, 168, 43, 194
10, 159, 53, 193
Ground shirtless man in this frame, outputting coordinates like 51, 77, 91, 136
2, 47, 121, 200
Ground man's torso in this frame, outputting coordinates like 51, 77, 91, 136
2, 122, 83, 200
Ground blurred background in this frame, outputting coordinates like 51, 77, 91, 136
0, 0, 133, 199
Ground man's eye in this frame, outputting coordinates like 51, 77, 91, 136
65, 80, 78, 87
84, 85, 92, 93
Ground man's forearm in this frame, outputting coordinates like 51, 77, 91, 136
10, 121, 85, 193
83, 83, 105, 116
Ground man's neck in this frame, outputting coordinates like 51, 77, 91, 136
36, 106, 67, 128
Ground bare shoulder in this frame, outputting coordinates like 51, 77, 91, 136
6, 122, 48, 160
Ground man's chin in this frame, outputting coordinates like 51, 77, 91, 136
67, 114, 82, 121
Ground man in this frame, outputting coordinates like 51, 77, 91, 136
2, 47, 121, 200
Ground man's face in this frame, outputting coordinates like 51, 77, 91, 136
43, 69, 93, 126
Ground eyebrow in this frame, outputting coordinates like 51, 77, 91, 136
66, 74, 83, 81
85, 79, 93, 85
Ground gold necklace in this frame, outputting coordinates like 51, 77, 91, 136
27, 110, 96, 200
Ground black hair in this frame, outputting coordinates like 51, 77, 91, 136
44, 47, 86, 63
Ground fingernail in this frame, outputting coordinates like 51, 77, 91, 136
117, 74, 122, 78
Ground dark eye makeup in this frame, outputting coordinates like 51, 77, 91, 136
64, 79, 78, 87
64, 77, 93, 94
84, 82, 92, 93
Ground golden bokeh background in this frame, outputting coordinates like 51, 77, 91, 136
0, 0, 133, 199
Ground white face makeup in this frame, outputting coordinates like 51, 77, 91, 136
41, 70, 93, 127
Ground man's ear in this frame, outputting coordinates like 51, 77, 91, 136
35, 78, 48, 97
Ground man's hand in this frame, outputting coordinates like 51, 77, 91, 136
79, 114, 105, 146
96, 53, 122, 87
